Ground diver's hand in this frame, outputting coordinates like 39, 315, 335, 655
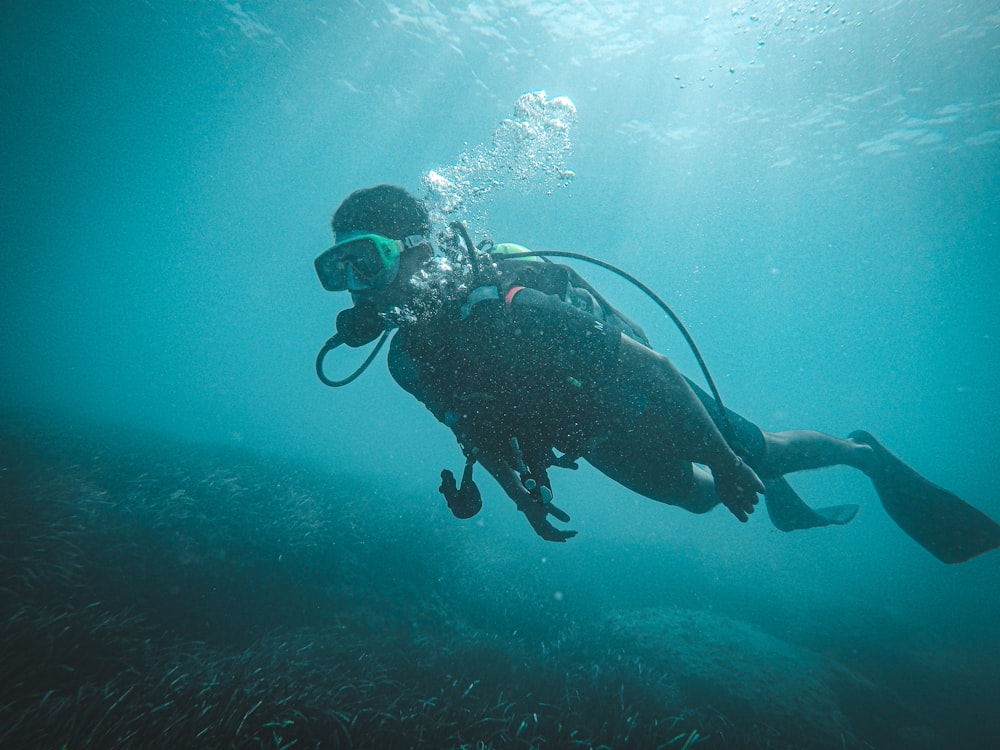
477, 455, 578, 541
712, 457, 764, 523
519, 499, 577, 542
505, 474, 577, 541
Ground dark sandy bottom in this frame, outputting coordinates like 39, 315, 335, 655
2, 414, 995, 749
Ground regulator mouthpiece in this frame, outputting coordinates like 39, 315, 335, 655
336, 304, 384, 347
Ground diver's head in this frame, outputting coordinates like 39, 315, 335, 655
332, 184, 430, 241
315, 185, 433, 300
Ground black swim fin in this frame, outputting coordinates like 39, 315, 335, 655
849, 430, 1000, 564
763, 476, 859, 532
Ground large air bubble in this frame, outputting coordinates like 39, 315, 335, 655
421, 90, 577, 227
387, 91, 578, 326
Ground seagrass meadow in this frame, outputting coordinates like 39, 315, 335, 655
2, 413, 996, 749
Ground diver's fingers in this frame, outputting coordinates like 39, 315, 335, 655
743, 465, 765, 495
548, 504, 571, 523
723, 488, 758, 522
727, 503, 750, 523
522, 503, 576, 541
541, 527, 577, 542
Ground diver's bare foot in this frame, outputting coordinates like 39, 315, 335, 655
761, 429, 878, 476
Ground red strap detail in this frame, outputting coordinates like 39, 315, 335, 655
505, 285, 526, 306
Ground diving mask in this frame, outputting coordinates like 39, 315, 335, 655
314, 231, 428, 292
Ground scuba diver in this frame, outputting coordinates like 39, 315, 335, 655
313, 184, 1000, 563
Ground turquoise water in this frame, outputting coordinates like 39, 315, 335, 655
2, 2, 998, 747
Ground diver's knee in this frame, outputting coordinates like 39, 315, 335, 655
675, 467, 722, 514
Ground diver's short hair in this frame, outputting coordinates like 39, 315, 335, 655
332, 184, 430, 241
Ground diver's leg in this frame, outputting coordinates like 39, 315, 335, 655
657, 465, 734, 515
760, 430, 878, 477
603, 338, 762, 518
582, 431, 726, 514
583, 435, 700, 506
508, 290, 760, 518
685, 466, 724, 513
679, 379, 877, 479
676, 383, 872, 528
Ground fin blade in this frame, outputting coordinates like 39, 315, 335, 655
850, 431, 1000, 563
763, 477, 858, 532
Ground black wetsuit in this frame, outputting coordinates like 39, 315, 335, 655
387, 259, 766, 497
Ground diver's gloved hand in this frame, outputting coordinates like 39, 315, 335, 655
712, 456, 764, 523
519, 499, 577, 542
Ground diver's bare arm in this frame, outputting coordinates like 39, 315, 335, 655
616, 336, 764, 521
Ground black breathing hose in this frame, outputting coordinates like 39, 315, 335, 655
315, 329, 391, 387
